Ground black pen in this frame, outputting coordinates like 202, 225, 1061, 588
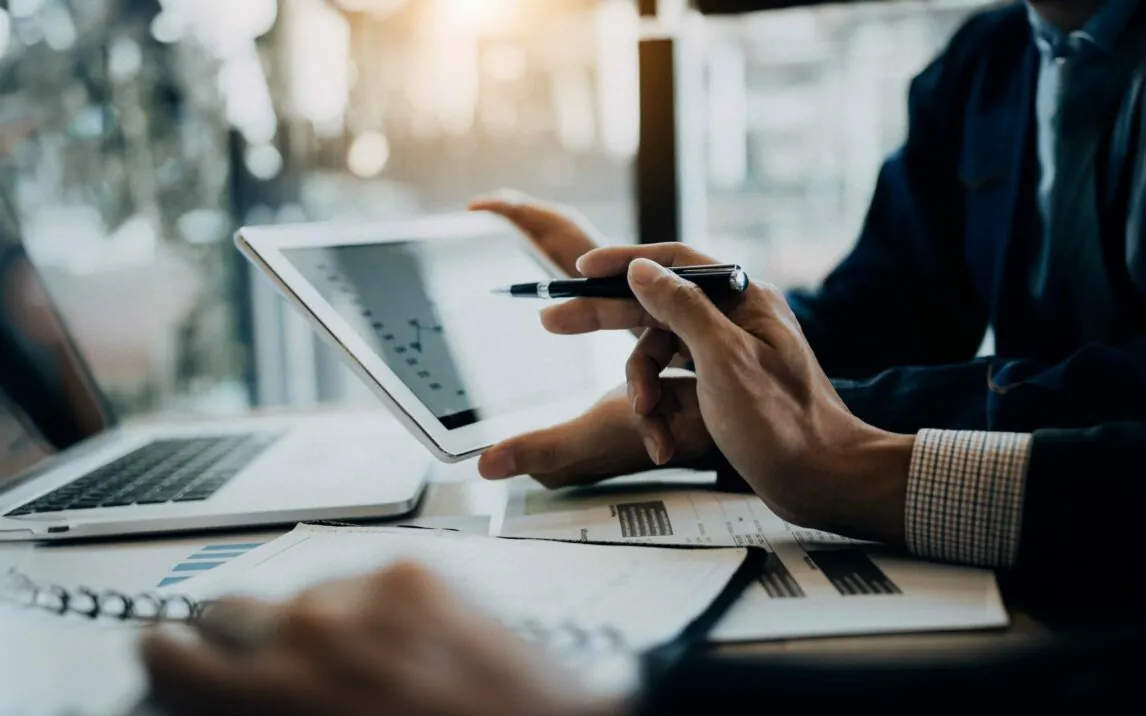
492, 264, 749, 300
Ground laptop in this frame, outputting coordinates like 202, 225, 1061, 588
0, 237, 429, 542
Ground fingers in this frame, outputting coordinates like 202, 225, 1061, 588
626, 329, 679, 417
540, 298, 662, 335
142, 565, 452, 716
625, 330, 687, 465
142, 628, 333, 716
468, 193, 596, 277
477, 391, 651, 487
475, 418, 601, 485
574, 242, 720, 278
636, 413, 674, 466
278, 566, 445, 687
634, 381, 684, 466
196, 596, 280, 654
627, 259, 732, 366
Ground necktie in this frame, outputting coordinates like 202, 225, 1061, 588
1033, 44, 1130, 339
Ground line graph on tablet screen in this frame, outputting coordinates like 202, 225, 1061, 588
281, 234, 614, 432
293, 250, 475, 426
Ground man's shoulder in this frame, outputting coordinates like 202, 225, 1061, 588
913, 3, 1032, 115
944, 3, 1032, 67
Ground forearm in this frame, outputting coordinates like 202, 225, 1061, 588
780, 427, 1030, 568
815, 427, 1031, 565
821, 430, 913, 546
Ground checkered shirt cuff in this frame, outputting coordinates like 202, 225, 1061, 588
905, 430, 1033, 568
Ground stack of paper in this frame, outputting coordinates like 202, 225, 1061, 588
500, 470, 1009, 642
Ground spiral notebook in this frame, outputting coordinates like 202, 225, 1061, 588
2, 526, 757, 715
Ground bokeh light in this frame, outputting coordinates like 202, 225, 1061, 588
347, 132, 392, 178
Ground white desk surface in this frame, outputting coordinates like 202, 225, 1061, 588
1, 458, 1050, 661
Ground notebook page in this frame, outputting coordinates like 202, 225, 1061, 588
177, 525, 746, 652
0, 602, 145, 715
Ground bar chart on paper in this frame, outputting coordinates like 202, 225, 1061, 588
805, 549, 902, 596
757, 552, 805, 598
157, 542, 264, 587
503, 476, 1008, 642
613, 501, 674, 538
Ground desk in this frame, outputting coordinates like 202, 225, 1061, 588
2, 458, 1050, 663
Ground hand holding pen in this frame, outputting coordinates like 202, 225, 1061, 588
493, 264, 749, 300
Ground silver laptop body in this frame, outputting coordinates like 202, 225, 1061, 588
0, 241, 427, 542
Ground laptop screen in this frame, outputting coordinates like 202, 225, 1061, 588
0, 238, 113, 488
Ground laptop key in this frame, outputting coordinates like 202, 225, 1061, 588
20, 433, 276, 512
99, 496, 137, 508
137, 483, 188, 504
68, 497, 104, 510
173, 492, 210, 502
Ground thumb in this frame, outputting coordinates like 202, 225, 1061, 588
627, 258, 731, 360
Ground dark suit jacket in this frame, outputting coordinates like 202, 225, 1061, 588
783, 4, 1146, 609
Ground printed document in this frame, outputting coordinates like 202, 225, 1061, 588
501, 470, 1009, 642
178, 524, 747, 653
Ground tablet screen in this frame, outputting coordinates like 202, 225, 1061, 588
283, 235, 600, 430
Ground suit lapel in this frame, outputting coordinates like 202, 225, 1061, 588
958, 42, 1039, 325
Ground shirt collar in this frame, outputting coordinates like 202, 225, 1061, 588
1027, 0, 1139, 55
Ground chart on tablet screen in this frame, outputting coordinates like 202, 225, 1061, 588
283, 234, 611, 430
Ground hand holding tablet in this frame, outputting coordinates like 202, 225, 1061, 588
236, 213, 634, 463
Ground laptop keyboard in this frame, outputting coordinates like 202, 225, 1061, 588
4, 434, 281, 517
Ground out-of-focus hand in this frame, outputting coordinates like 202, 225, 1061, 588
530, 244, 915, 544
142, 564, 624, 716
469, 193, 651, 343
469, 192, 607, 279
478, 381, 713, 488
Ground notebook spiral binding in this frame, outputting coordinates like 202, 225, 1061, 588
513, 618, 629, 659
1, 567, 209, 624
0, 566, 628, 658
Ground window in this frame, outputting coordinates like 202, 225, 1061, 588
260, 0, 642, 407
698, 0, 995, 289
0, 0, 641, 414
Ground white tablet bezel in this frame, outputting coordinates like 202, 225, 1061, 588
236, 212, 631, 463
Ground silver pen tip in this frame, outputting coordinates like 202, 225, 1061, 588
490, 286, 513, 294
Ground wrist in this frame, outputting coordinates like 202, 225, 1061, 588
828, 429, 914, 546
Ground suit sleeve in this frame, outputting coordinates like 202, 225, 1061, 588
1010, 421, 1146, 609
787, 28, 987, 380
897, 421, 1146, 612
856, 336, 1146, 608
834, 335, 1146, 434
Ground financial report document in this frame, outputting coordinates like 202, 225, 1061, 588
176, 524, 747, 653
500, 470, 1009, 642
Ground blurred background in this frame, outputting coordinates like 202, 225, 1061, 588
0, 0, 996, 420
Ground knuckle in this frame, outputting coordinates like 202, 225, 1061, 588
677, 246, 710, 266
754, 281, 783, 305
668, 279, 707, 308
534, 472, 571, 490
375, 561, 439, 601
530, 440, 563, 473
281, 601, 340, 643
621, 303, 649, 329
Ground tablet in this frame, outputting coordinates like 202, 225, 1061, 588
236, 213, 635, 462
